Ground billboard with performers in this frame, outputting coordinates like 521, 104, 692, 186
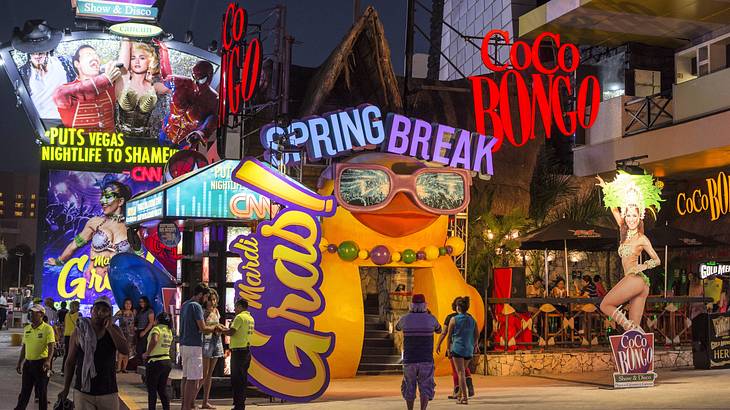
41, 169, 159, 312
3, 22, 221, 162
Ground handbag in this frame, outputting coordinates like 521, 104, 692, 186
53, 398, 74, 410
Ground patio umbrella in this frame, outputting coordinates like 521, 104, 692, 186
646, 222, 726, 296
519, 219, 617, 292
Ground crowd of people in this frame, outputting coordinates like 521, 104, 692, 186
10, 282, 255, 410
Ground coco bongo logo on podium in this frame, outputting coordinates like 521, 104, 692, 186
609, 330, 657, 388
470, 31, 601, 152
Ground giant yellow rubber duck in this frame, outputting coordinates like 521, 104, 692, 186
315, 152, 484, 377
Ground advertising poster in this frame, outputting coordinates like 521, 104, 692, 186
5, 34, 221, 161
42, 170, 158, 312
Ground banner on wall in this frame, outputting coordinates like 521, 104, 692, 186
4, 29, 221, 162
228, 157, 336, 402
41, 170, 161, 312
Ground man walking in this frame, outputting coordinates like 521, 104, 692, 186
180, 283, 220, 410
395, 294, 442, 410
14, 304, 55, 410
221, 299, 255, 410
58, 296, 129, 409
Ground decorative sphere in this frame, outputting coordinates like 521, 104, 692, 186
416, 251, 426, 260
445, 245, 453, 254
370, 245, 391, 265
424, 245, 440, 260
445, 236, 465, 256
358, 249, 370, 260
392, 251, 401, 262
337, 241, 359, 261
438, 247, 447, 256
402, 249, 417, 264
327, 244, 338, 253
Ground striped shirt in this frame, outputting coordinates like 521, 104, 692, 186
396, 312, 442, 363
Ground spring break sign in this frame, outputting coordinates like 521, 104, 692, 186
229, 157, 336, 402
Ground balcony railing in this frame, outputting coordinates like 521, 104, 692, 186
487, 296, 710, 351
624, 90, 673, 136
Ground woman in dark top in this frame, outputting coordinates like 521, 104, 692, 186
580, 275, 599, 298
135, 296, 155, 360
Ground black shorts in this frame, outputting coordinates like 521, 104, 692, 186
450, 352, 472, 360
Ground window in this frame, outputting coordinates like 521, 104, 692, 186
14, 211, 23, 217
29, 211, 35, 217
31, 194, 36, 200
30, 203, 35, 209
634, 69, 661, 97
16, 193, 23, 199
15, 202, 24, 209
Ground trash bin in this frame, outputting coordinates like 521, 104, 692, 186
10, 333, 23, 346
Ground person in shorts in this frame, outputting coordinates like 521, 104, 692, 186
395, 294, 442, 410
179, 283, 220, 410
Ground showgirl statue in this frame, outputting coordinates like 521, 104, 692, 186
597, 172, 663, 332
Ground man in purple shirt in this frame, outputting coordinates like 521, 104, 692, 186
395, 294, 442, 410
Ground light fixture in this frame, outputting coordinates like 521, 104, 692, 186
486, 229, 494, 240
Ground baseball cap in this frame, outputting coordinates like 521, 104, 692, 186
411, 294, 426, 304
30, 304, 46, 314
93, 296, 113, 309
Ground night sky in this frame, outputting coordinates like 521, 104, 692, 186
0, 0, 431, 173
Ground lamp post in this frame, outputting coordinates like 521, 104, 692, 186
15, 251, 24, 291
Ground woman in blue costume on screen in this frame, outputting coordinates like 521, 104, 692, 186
596, 172, 662, 333
46, 176, 133, 286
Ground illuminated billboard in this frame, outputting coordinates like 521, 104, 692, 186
41, 170, 159, 310
2, 29, 221, 162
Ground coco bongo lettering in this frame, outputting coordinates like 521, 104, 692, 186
218, 3, 262, 126
470, 30, 601, 151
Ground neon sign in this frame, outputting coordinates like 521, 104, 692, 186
260, 104, 496, 175
700, 262, 730, 279
676, 171, 730, 221
470, 31, 601, 152
218, 3, 262, 126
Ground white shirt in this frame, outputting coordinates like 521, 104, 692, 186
0, 296, 7, 309
27, 56, 67, 119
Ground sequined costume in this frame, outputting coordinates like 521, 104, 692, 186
117, 87, 159, 138
618, 242, 654, 287
52, 75, 116, 133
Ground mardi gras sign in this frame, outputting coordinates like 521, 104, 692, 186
260, 104, 496, 175
609, 330, 656, 388
676, 171, 730, 221
470, 31, 601, 152
229, 158, 336, 402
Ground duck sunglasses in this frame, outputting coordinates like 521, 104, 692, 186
333, 163, 471, 214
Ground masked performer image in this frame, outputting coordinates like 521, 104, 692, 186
155, 41, 217, 152
12, 20, 76, 121
46, 177, 133, 287
116, 39, 170, 138
52, 44, 123, 133
597, 172, 662, 332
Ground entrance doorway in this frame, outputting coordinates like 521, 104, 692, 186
357, 267, 412, 374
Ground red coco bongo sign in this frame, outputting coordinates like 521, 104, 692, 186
218, 3, 262, 126
609, 330, 657, 388
470, 31, 601, 152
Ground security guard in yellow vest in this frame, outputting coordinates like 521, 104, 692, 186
15, 304, 55, 410
221, 299, 255, 410
143, 312, 174, 410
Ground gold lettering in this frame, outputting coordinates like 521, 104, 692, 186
57, 256, 88, 299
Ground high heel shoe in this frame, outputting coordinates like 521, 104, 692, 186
610, 307, 644, 333
457, 397, 469, 405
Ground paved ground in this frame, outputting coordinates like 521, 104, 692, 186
1, 328, 728, 409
